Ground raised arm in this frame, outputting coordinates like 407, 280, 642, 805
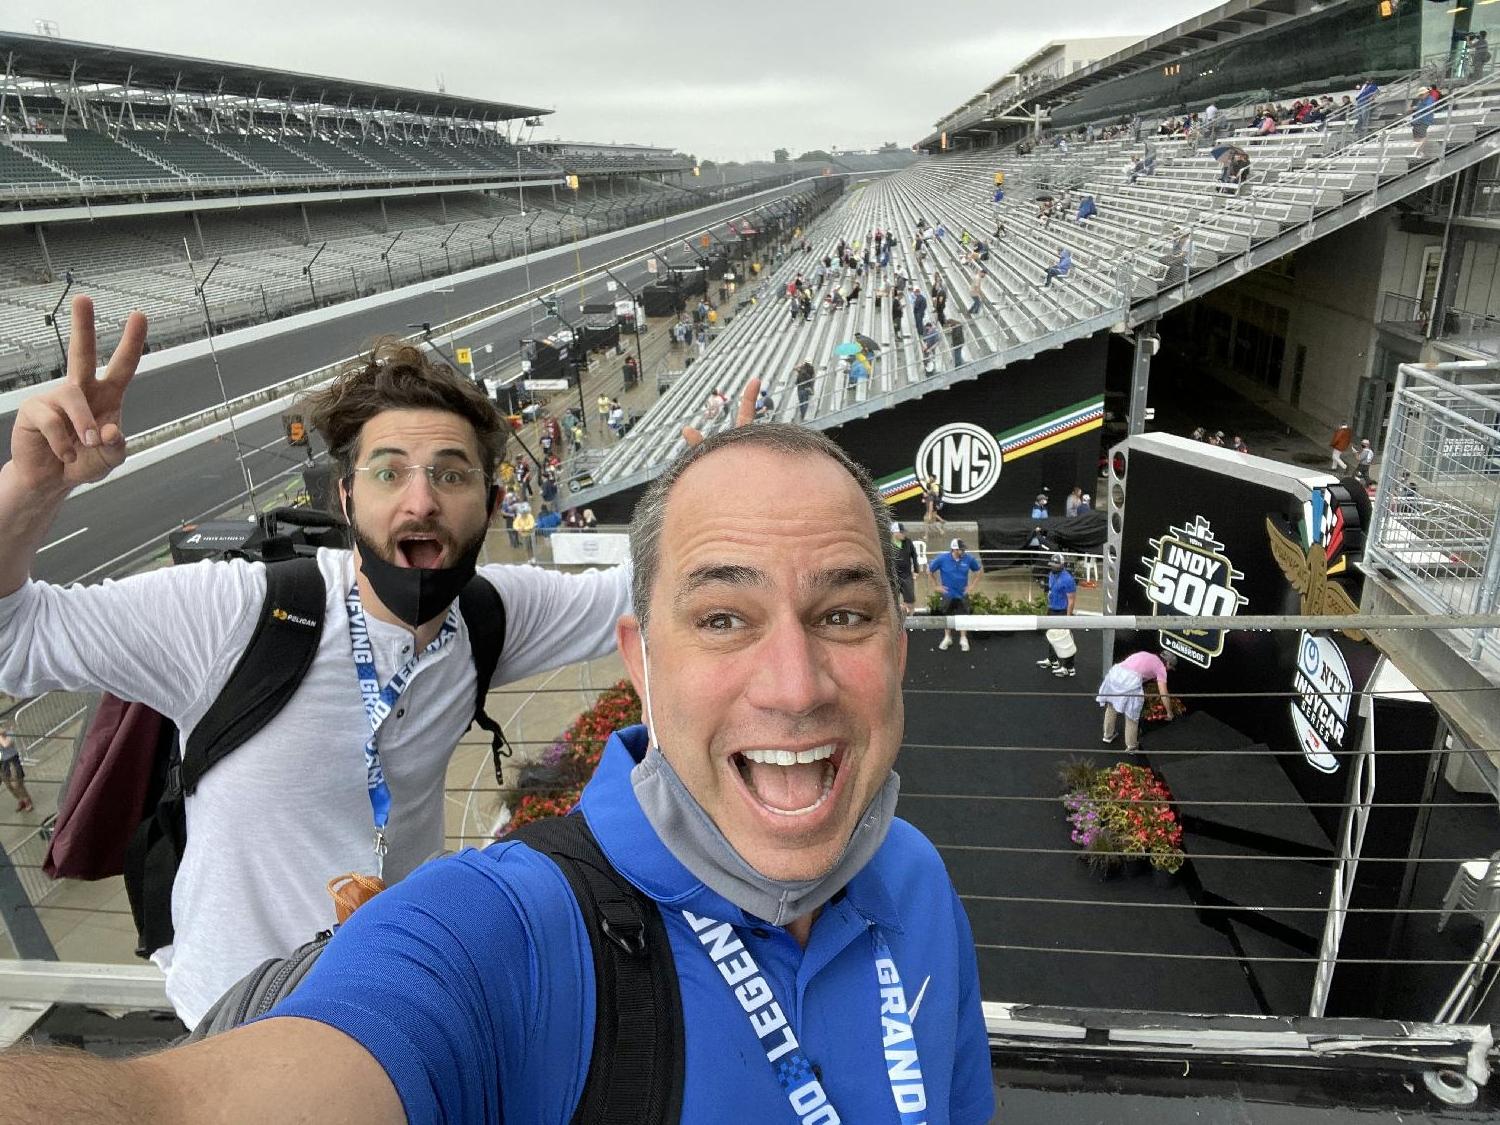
0, 296, 146, 597
0, 1016, 402, 1125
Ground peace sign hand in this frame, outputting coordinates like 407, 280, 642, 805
11, 295, 147, 492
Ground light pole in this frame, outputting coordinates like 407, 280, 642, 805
537, 296, 590, 430
303, 242, 326, 307
602, 263, 646, 390
44, 269, 74, 370
381, 230, 402, 291
187, 247, 258, 510
439, 224, 459, 276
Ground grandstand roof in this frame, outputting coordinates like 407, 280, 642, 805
923, 0, 1305, 147
0, 30, 550, 122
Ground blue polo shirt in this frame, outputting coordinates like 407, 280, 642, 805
1047, 568, 1077, 611
929, 551, 980, 598
272, 727, 994, 1125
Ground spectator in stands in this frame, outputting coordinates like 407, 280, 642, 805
754, 387, 775, 421
847, 352, 871, 389
562, 507, 583, 530
1355, 78, 1379, 134
1074, 196, 1097, 223
891, 291, 905, 339
948, 318, 965, 367
1218, 145, 1251, 190
1031, 493, 1050, 520
911, 287, 929, 334
1413, 85, 1440, 158
1232, 436, 1249, 454
608, 399, 626, 438
1475, 32, 1491, 82
920, 322, 941, 373
1042, 247, 1073, 289
968, 270, 985, 316
582, 508, 598, 532
931, 279, 948, 326
794, 360, 816, 420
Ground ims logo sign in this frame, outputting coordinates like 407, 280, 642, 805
1135, 515, 1247, 669
914, 423, 1003, 504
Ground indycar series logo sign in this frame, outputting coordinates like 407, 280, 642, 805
1290, 631, 1351, 774
1136, 515, 1248, 669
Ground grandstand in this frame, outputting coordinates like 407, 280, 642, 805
573, 63, 1500, 509
0, 30, 720, 386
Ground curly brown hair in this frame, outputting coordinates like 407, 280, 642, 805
299, 337, 507, 479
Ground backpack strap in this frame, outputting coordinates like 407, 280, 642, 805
126, 557, 327, 957
458, 574, 509, 784
181, 556, 327, 789
511, 814, 685, 1125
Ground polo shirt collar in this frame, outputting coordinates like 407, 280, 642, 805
580, 727, 902, 934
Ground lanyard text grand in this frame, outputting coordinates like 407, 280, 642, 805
683, 911, 928, 1125
346, 583, 457, 877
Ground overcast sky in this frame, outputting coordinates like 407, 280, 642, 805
8, 1, 1215, 160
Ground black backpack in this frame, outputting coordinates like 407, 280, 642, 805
48, 556, 510, 959
189, 814, 685, 1125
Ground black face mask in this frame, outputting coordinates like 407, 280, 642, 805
353, 531, 483, 629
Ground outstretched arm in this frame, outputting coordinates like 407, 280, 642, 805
0, 1016, 402, 1125
0, 296, 146, 597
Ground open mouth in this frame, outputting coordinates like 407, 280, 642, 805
732, 744, 841, 817
396, 536, 446, 569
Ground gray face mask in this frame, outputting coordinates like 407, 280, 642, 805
630, 634, 899, 927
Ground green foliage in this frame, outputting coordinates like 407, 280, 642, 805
796, 149, 834, 162
773, 148, 790, 163
925, 590, 1047, 616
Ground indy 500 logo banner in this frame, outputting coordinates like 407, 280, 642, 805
1136, 516, 1248, 669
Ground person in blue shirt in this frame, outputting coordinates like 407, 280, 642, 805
534, 504, 561, 538
1031, 492, 1050, 520
1042, 246, 1073, 288
1038, 553, 1078, 677
1412, 85, 1440, 158
0, 424, 995, 1125
1355, 78, 1379, 135
928, 537, 982, 652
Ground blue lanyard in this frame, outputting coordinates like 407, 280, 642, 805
683, 910, 928, 1125
345, 583, 457, 877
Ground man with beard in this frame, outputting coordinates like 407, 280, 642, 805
0, 297, 633, 1029
0, 425, 994, 1125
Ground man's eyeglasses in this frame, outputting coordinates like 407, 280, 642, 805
351, 458, 487, 495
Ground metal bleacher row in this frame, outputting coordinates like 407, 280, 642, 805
577, 70, 1500, 497
0, 124, 576, 200
0, 181, 686, 368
